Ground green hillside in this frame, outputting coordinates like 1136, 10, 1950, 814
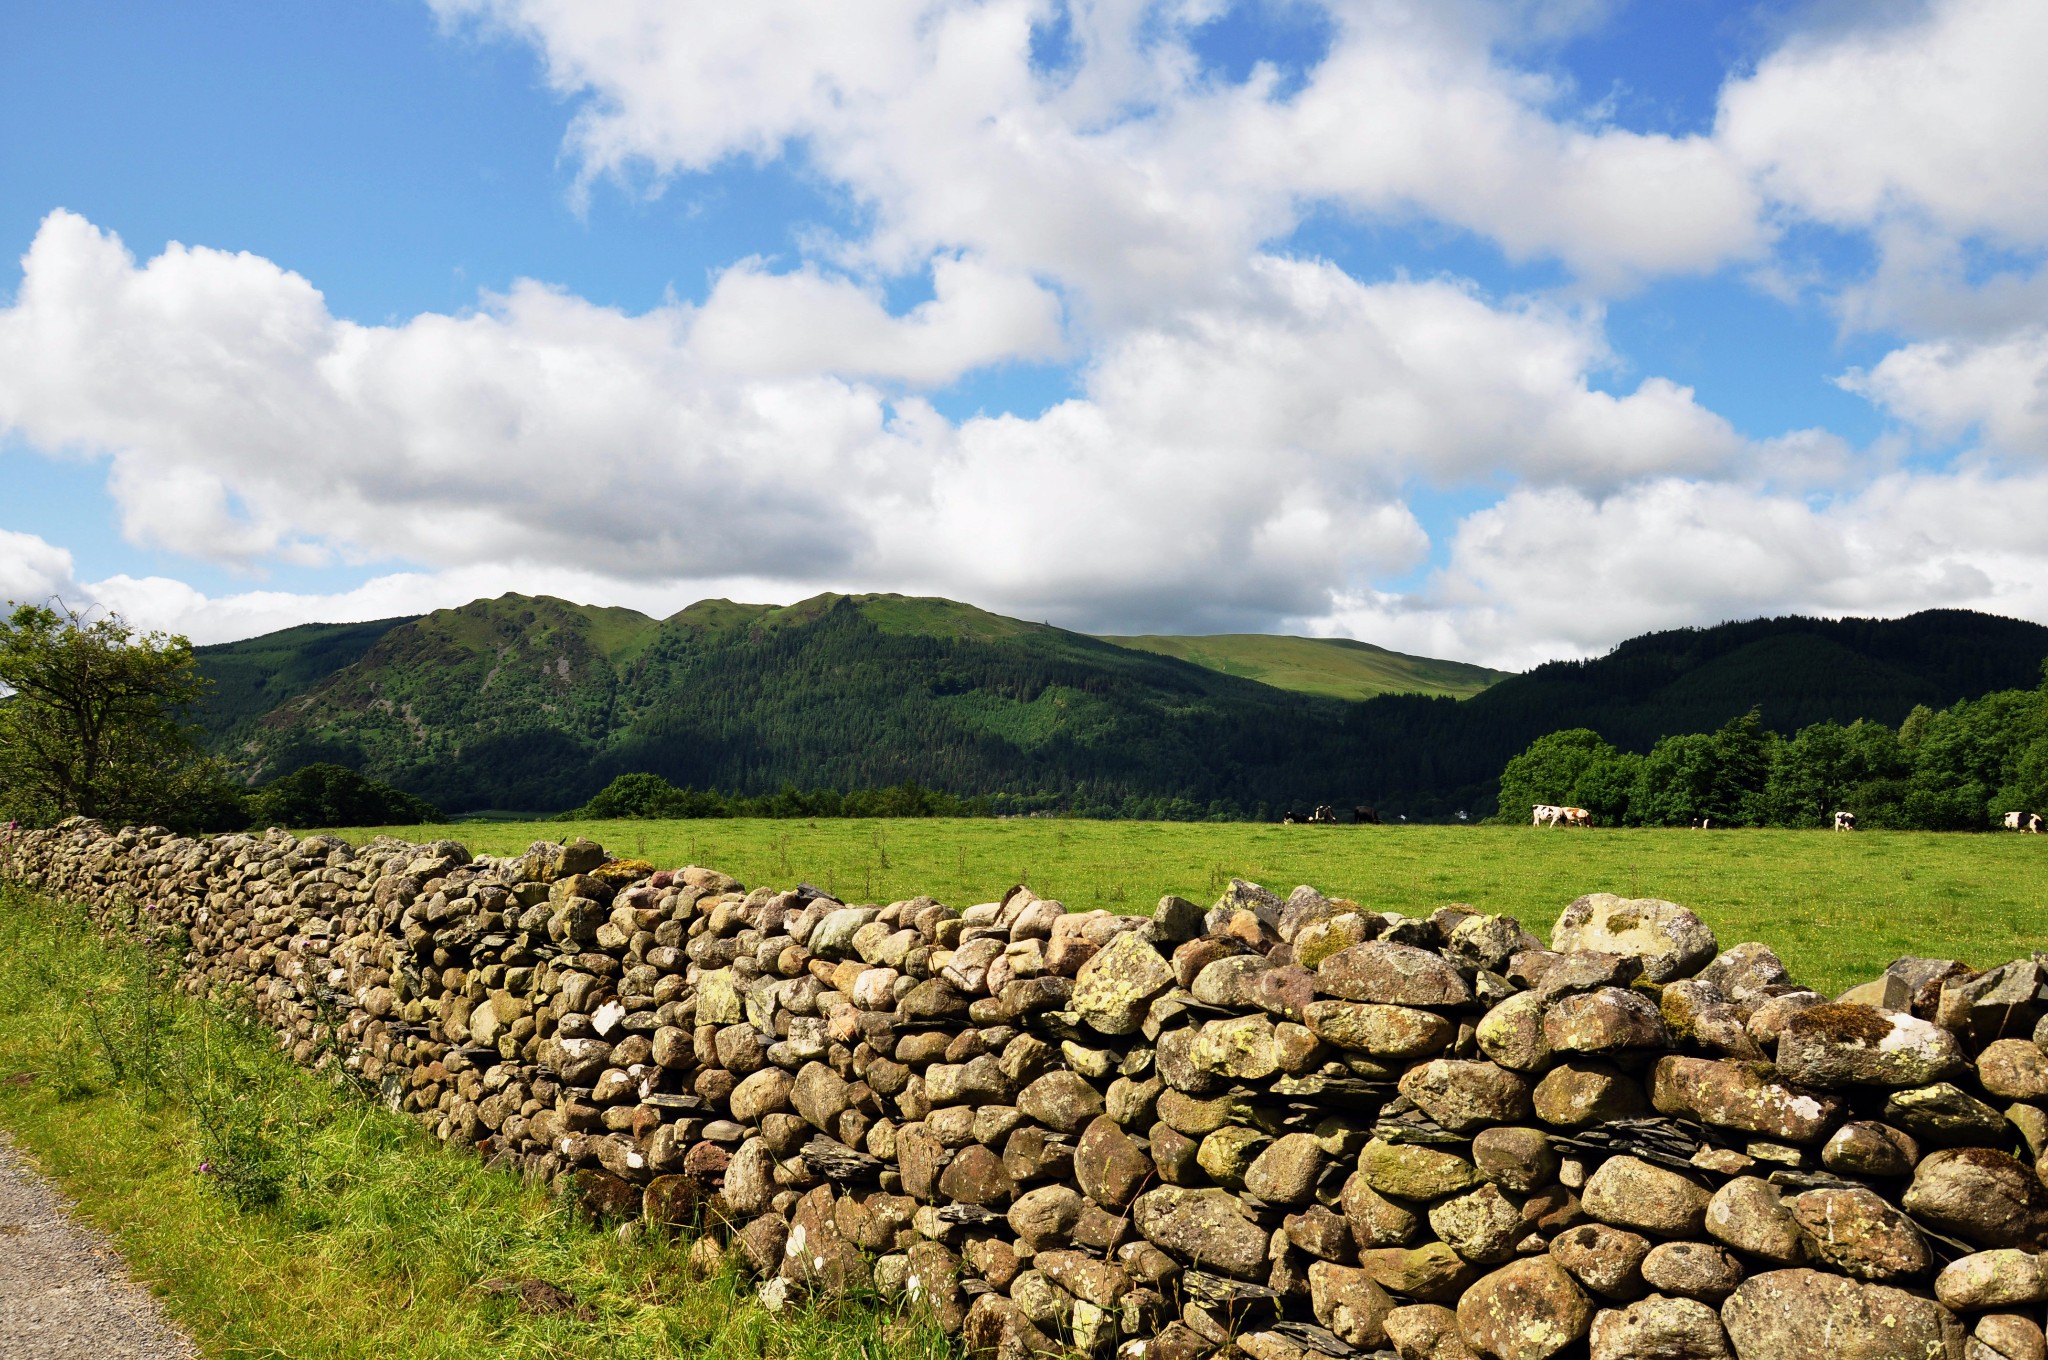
192, 593, 2048, 819
1099, 632, 1506, 700
1462, 611, 2048, 752
213, 591, 1363, 814
194, 616, 419, 740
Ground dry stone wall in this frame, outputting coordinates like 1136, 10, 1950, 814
5, 818, 2048, 1360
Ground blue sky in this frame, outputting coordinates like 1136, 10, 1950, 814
2, 0, 2045, 667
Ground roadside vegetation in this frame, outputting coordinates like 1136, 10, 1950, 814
0, 880, 946, 1360
319, 818, 2047, 996
0, 600, 432, 835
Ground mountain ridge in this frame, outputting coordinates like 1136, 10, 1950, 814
192, 594, 2048, 817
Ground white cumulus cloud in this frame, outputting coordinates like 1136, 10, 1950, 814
1842, 326, 2048, 457
0, 211, 1776, 647
1323, 469, 2048, 669
434, 0, 1768, 315
0, 529, 79, 610
12, 1, 2048, 662
1717, 0, 2048, 333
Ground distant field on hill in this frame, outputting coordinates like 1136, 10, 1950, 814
322, 819, 2048, 995
1096, 632, 1508, 700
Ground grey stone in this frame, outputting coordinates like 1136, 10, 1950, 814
1316, 942, 1472, 1006
1072, 932, 1176, 1036
1775, 1003, 1967, 1089
1132, 1187, 1270, 1278
1589, 1295, 1734, 1360
1583, 1157, 1712, 1238
1455, 1257, 1593, 1360
1904, 1148, 2048, 1249
1551, 896, 1717, 983
1720, 1269, 1964, 1360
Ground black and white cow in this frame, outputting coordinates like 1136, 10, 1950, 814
2005, 811, 2044, 833
1833, 810, 1857, 831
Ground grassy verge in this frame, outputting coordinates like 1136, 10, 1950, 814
0, 881, 946, 1360
324, 819, 2048, 996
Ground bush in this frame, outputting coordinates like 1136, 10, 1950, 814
578, 772, 710, 819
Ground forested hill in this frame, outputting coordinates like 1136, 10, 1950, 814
1465, 610, 2048, 754
193, 594, 2048, 816
193, 616, 420, 740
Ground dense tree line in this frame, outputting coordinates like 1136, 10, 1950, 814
246, 763, 441, 828
1497, 663, 2048, 828
573, 772, 1254, 822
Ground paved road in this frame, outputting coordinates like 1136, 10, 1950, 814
0, 1130, 201, 1360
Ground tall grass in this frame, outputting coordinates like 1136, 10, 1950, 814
0, 882, 949, 1360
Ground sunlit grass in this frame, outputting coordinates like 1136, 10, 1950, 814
0, 883, 948, 1360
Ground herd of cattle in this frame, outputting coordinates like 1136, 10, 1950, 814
1279, 805, 2048, 830
1279, 805, 1381, 825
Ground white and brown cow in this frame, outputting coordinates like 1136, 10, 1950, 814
2005, 811, 2044, 833
1532, 804, 1564, 828
1833, 810, 1856, 831
1561, 806, 1592, 828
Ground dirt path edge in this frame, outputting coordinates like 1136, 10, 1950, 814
0, 1128, 202, 1360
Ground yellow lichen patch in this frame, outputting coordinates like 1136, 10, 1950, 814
592, 858, 656, 885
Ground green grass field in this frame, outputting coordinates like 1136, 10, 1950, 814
320, 820, 2048, 997
1096, 632, 1506, 700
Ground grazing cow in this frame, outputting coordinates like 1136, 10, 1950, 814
1561, 806, 1592, 828
1532, 804, 1564, 827
1692, 817, 1714, 829
1282, 810, 1305, 825
1833, 810, 1856, 831
1309, 804, 1338, 824
1354, 806, 1381, 825
2005, 811, 2044, 833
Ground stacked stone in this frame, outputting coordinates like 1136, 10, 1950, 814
10, 818, 2048, 1360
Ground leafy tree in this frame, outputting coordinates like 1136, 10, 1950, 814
1629, 732, 1717, 826
0, 600, 242, 831
1764, 719, 1909, 827
246, 763, 441, 829
574, 771, 1000, 820
1907, 688, 2048, 828
1710, 709, 1776, 825
578, 772, 721, 819
1501, 661, 2048, 831
1495, 728, 1638, 824
1627, 712, 1776, 826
